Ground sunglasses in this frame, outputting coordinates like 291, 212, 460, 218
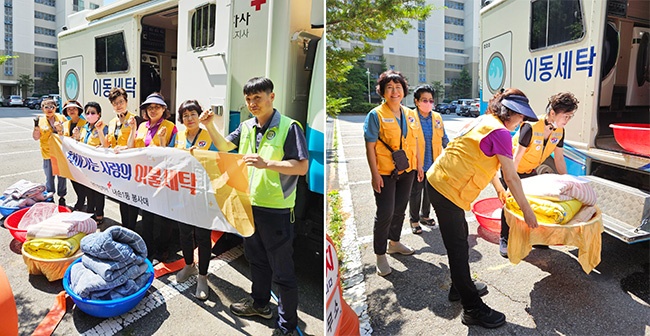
418, 100, 434, 104
43, 105, 56, 109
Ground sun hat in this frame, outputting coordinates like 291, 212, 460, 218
62, 101, 83, 116
501, 95, 538, 121
139, 93, 167, 110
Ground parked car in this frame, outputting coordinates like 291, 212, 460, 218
24, 97, 38, 108
436, 101, 458, 114
457, 98, 475, 116
467, 98, 480, 117
8, 95, 23, 107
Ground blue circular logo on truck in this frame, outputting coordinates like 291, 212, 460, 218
64, 70, 79, 100
487, 52, 506, 94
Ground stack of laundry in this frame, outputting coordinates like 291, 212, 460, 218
22, 212, 97, 259
505, 174, 598, 224
503, 174, 603, 273
70, 226, 150, 300
1, 179, 52, 208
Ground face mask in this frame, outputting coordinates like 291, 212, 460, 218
85, 113, 99, 124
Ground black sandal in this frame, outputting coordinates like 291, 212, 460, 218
420, 218, 436, 226
411, 223, 423, 234
95, 216, 104, 225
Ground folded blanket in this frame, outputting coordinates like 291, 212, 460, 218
506, 196, 582, 224
520, 174, 597, 206
70, 261, 148, 299
89, 272, 151, 300
567, 205, 598, 225
82, 254, 146, 282
1, 197, 36, 208
22, 233, 85, 259
81, 226, 147, 260
3, 179, 46, 200
27, 212, 97, 239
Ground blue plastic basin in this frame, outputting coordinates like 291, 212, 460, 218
63, 258, 154, 318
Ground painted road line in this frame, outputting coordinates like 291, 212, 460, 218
81, 246, 244, 336
0, 149, 40, 156
0, 169, 42, 179
0, 119, 33, 131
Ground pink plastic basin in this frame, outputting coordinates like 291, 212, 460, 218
472, 197, 503, 233
609, 123, 650, 156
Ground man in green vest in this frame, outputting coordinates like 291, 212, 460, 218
202, 77, 309, 336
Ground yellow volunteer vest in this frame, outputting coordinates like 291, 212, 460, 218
80, 123, 107, 147
134, 119, 175, 148
514, 119, 564, 174
175, 128, 214, 150
38, 114, 67, 159
62, 118, 87, 137
373, 103, 421, 175
108, 112, 136, 147
240, 113, 298, 209
427, 114, 507, 210
431, 111, 445, 160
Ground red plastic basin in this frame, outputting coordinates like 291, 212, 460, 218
4, 206, 71, 243
472, 198, 503, 233
609, 123, 650, 156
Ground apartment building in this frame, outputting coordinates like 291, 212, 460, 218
381, 0, 481, 103
1, 0, 102, 97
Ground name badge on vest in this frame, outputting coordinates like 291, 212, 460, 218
266, 130, 276, 140
533, 139, 543, 145
197, 140, 207, 148
382, 118, 394, 123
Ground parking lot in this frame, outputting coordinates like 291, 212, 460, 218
0, 107, 324, 335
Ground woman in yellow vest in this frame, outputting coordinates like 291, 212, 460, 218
497, 92, 579, 257
76, 102, 109, 224
107, 87, 141, 231
127, 92, 178, 264
425, 88, 539, 329
363, 70, 424, 276
32, 97, 68, 206
409, 85, 448, 234
59, 100, 87, 211
168, 100, 218, 300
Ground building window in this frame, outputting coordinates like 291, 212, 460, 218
388, 47, 394, 53
389, 65, 395, 70
191, 4, 215, 50
445, 63, 464, 70
35, 0, 56, 6
445, 77, 455, 84
444, 32, 464, 42
35, 56, 57, 64
530, 0, 584, 50
95, 32, 129, 73
35, 11, 56, 21
73, 0, 84, 11
35, 41, 57, 48
35, 26, 56, 36
445, 47, 464, 54
89, 3, 99, 9
444, 16, 464, 26
444, 0, 464, 10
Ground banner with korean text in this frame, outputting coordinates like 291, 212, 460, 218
49, 135, 254, 237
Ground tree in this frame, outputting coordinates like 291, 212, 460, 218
326, 0, 433, 115
430, 80, 445, 103
18, 74, 34, 98
450, 68, 472, 99
37, 65, 59, 94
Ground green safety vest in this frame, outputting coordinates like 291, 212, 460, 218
240, 113, 299, 209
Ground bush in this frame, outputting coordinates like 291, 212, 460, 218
341, 102, 377, 114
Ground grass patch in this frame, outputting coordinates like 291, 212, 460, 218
327, 190, 346, 273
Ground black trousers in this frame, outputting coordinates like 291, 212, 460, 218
71, 181, 86, 211
373, 171, 415, 255
141, 210, 173, 258
84, 187, 104, 218
178, 222, 211, 275
119, 201, 139, 231
427, 181, 482, 310
245, 206, 298, 333
500, 170, 537, 240
409, 177, 431, 223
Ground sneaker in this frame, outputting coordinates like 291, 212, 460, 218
58, 197, 66, 207
376, 254, 392, 276
176, 264, 198, 283
499, 237, 508, 258
230, 297, 273, 319
461, 303, 506, 328
448, 281, 489, 302
387, 241, 415, 255
272, 328, 300, 336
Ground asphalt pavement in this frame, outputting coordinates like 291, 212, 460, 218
0, 107, 323, 336
330, 113, 650, 336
